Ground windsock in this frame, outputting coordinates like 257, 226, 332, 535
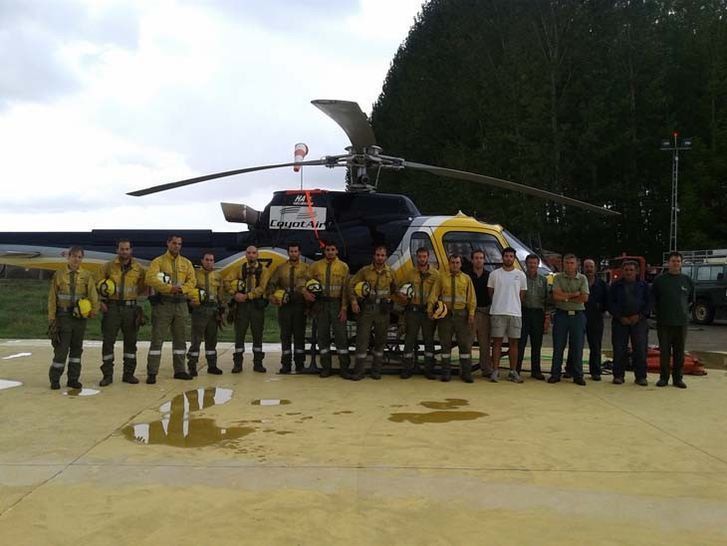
293, 143, 309, 172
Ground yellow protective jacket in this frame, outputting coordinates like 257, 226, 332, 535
47, 266, 99, 320
100, 258, 146, 301
349, 263, 396, 303
224, 260, 271, 300
145, 251, 196, 296
428, 271, 476, 317
401, 265, 440, 306
194, 268, 225, 304
309, 257, 349, 309
267, 260, 310, 300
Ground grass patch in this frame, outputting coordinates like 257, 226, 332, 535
0, 279, 281, 342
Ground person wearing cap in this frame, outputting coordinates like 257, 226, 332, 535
428, 254, 476, 382
399, 246, 440, 379
47, 246, 99, 390
350, 244, 397, 380
267, 242, 310, 374
187, 250, 226, 377
145, 234, 197, 384
98, 239, 146, 386
306, 241, 351, 378
548, 253, 590, 385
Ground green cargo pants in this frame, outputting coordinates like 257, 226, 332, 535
49, 314, 87, 385
146, 300, 188, 376
101, 302, 139, 377
187, 305, 219, 371
234, 301, 265, 368
437, 310, 473, 381
315, 299, 350, 375
402, 308, 436, 377
353, 305, 389, 379
278, 301, 307, 372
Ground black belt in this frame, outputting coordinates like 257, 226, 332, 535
160, 296, 187, 303
109, 300, 137, 307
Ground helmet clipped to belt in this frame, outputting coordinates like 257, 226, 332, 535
156, 272, 171, 284
432, 300, 448, 320
272, 289, 290, 305
235, 279, 246, 293
305, 279, 322, 297
398, 282, 414, 300
73, 298, 93, 319
97, 278, 116, 298
189, 288, 208, 306
353, 281, 371, 299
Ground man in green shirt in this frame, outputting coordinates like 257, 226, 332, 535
651, 252, 694, 388
548, 254, 589, 385
517, 254, 549, 380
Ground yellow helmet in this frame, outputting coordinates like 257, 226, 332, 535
432, 300, 448, 320
235, 279, 246, 293
353, 281, 371, 299
273, 289, 290, 304
398, 282, 414, 300
96, 278, 116, 298
156, 272, 171, 284
305, 279, 322, 294
73, 298, 93, 319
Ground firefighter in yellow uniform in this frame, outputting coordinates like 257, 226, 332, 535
428, 254, 476, 382
305, 241, 350, 378
400, 246, 440, 379
350, 245, 397, 380
47, 246, 99, 390
144, 235, 197, 383
98, 239, 146, 386
187, 250, 226, 376
224, 245, 271, 373
267, 243, 309, 374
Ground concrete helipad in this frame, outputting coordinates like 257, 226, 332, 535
1, 340, 727, 545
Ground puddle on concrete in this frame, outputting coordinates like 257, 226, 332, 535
63, 388, 100, 397
276, 430, 293, 435
286, 412, 302, 416
388, 410, 487, 424
419, 398, 469, 410
2, 352, 32, 360
252, 399, 291, 406
333, 410, 353, 415
0, 379, 22, 391
122, 387, 250, 448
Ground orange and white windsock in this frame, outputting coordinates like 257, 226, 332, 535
293, 143, 309, 172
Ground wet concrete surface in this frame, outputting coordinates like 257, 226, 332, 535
1, 339, 727, 545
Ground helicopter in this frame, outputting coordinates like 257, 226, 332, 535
0, 99, 618, 279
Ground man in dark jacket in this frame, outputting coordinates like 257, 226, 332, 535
608, 260, 651, 385
583, 259, 608, 380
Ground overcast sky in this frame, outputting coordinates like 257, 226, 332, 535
0, 0, 425, 232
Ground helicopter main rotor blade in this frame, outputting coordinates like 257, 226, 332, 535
311, 100, 377, 151
402, 161, 620, 217
127, 158, 334, 197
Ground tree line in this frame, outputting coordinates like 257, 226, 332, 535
371, 0, 727, 263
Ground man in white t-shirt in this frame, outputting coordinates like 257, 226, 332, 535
487, 247, 527, 383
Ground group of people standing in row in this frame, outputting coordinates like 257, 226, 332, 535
46, 235, 693, 390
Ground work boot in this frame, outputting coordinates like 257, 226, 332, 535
424, 359, 436, 380
188, 364, 198, 378
122, 373, 139, 384
400, 359, 414, 379
231, 364, 243, 373
207, 365, 223, 375
339, 367, 351, 380
460, 360, 474, 383
173, 371, 193, 380
656, 377, 668, 387
99, 374, 113, 387
50, 381, 60, 390
351, 358, 366, 381
253, 363, 267, 373
279, 364, 292, 375
531, 372, 546, 381
370, 359, 382, 380
612, 377, 624, 385
67, 379, 82, 390
146, 374, 156, 385
440, 360, 451, 382
635, 377, 648, 386
294, 362, 306, 374
673, 379, 687, 389
574, 376, 586, 386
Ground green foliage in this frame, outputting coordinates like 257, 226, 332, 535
0, 279, 281, 342
372, 0, 727, 262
